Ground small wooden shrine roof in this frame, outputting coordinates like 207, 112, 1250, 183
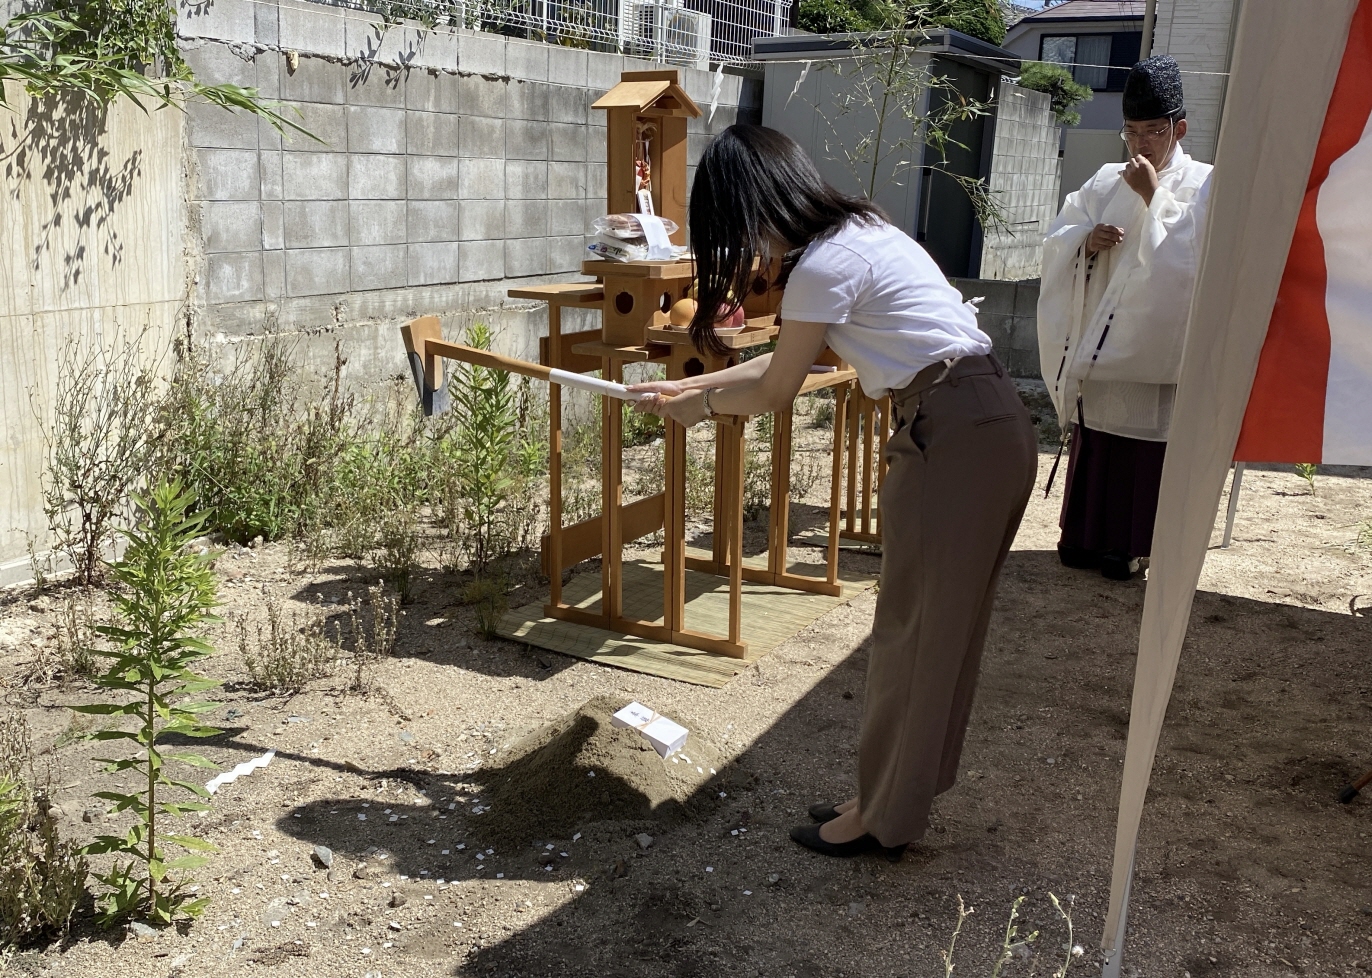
592, 70, 702, 118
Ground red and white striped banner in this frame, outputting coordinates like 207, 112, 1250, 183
1235, 1, 1372, 465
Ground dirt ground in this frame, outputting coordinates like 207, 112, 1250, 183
3, 449, 1372, 978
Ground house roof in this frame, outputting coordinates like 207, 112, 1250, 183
1016, 0, 1145, 23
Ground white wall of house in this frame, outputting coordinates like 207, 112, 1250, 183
1151, 0, 1239, 165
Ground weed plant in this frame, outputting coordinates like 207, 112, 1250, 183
341, 585, 399, 692
55, 594, 99, 679
75, 480, 221, 925
166, 341, 357, 545
45, 326, 549, 608
39, 334, 164, 584
463, 576, 509, 639
939, 892, 1080, 977
1295, 462, 1317, 496
237, 600, 337, 693
374, 507, 421, 604
622, 401, 664, 448
0, 712, 87, 950
22, 593, 101, 687
434, 325, 547, 576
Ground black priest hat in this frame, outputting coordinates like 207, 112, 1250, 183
1122, 55, 1184, 121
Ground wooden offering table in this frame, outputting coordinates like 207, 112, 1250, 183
406, 67, 877, 677
512, 251, 856, 662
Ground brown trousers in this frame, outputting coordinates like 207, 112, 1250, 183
859, 355, 1037, 847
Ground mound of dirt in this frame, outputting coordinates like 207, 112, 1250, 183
469, 696, 734, 846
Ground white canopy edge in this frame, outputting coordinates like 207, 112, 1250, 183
1100, 2, 1362, 974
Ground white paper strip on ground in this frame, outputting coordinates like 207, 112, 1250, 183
205, 749, 277, 795
1100, 4, 1361, 976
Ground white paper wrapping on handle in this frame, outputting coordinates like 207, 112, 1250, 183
548, 368, 650, 402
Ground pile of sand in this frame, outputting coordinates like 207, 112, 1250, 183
469, 696, 734, 846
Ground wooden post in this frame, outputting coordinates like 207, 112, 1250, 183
769, 409, 793, 576
726, 419, 745, 646
861, 396, 875, 535
845, 391, 860, 533
658, 114, 689, 245
827, 384, 849, 586
548, 304, 564, 609
664, 415, 687, 631
602, 358, 625, 623
712, 425, 727, 570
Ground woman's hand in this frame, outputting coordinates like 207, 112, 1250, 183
634, 389, 709, 427
625, 379, 688, 412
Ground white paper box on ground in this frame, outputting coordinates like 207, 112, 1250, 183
640, 716, 688, 758
611, 702, 688, 757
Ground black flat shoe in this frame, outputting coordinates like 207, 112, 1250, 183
808, 802, 841, 823
1058, 544, 1101, 570
1100, 551, 1141, 581
789, 823, 907, 862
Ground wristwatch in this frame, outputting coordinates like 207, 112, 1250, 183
701, 387, 721, 418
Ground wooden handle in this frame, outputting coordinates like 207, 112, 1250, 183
427, 339, 556, 385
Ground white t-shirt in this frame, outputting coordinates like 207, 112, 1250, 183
779, 218, 991, 398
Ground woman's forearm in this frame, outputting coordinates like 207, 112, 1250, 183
705, 374, 793, 418
677, 352, 772, 390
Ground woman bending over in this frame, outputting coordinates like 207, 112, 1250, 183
629, 125, 1037, 859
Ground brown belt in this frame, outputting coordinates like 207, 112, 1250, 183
889, 353, 1005, 413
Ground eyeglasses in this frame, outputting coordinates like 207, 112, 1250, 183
1119, 122, 1174, 144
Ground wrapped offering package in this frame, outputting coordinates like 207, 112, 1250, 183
612, 702, 689, 758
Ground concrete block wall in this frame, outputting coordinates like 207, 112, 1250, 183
980, 84, 1059, 282
177, 0, 747, 374
1152, 0, 1238, 165
949, 277, 1041, 380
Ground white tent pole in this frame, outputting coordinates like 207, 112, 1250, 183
1100, 854, 1133, 978
1099, 0, 1360, 967
1221, 463, 1245, 548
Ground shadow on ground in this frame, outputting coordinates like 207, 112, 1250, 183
257, 547, 1372, 976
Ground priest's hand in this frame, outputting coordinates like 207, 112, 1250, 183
1123, 154, 1160, 205
1087, 224, 1126, 255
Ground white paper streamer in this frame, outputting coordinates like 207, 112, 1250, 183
205, 749, 276, 795
786, 60, 811, 108
637, 214, 674, 260
708, 62, 724, 124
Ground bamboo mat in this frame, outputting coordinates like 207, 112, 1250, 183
497, 552, 877, 688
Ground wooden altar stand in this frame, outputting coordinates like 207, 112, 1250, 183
514, 255, 857, 662
408, 68, 879, 679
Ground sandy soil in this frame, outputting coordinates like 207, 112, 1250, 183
2, 451, 1371, 978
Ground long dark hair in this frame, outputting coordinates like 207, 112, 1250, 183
687, 125, 884, 356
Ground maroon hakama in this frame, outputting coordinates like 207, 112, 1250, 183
1058, 423, 1167, 559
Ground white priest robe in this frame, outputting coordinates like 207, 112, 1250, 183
1038, 146, 1214, 441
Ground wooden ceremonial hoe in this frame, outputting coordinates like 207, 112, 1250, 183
400, 315, 663, 416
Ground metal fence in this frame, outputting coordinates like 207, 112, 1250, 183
310, 0, 790, 66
